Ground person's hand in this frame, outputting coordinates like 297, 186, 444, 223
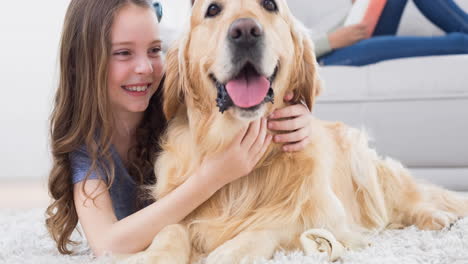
267, 92, 314, 152
328, 24, 369, 49
198, 118, 272, 190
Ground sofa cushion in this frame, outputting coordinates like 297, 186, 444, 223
315, 97, 468, 168
411, 168, 468, 191
315, 55, 468, 168
317, 55, 468, 101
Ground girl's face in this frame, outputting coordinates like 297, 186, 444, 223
108, 4, 164, 115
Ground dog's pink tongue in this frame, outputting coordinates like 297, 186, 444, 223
226, 74, 270, 108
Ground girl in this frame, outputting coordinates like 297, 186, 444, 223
46, 0, 314, 256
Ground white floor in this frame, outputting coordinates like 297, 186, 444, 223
2, 179, 468, 264
2, 209, 468, 264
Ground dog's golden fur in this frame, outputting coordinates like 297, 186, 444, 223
126, 0, 468, 263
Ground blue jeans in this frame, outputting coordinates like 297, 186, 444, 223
319, 0, 468, 66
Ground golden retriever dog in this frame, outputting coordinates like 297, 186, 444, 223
125, 0, 468, 263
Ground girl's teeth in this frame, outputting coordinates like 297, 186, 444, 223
125, 85, 148, 92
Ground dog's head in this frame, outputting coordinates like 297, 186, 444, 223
163, 0, 322, 121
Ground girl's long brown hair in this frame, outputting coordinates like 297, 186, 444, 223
45, 0, 166, 254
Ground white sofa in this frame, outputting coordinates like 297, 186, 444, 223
301, 0, 468, 190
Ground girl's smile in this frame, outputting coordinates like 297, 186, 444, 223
121, 82, 153, 96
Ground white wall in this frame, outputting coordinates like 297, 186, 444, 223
159, 0, 191, 31
0, 1, 70, 180
0, 1, 190, 180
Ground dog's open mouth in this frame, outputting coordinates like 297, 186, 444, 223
210, 64, 278, 113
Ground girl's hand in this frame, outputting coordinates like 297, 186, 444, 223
199, 118, 272, 190
267, 92, 314, 152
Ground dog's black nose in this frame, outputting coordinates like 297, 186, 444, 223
228, 18, 263, 46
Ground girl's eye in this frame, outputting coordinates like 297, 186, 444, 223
149, 47, 161, 54
113, 50, 131, 56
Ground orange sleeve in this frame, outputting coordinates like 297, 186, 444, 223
363, 0, 387, 38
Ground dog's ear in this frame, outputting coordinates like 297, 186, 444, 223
163, 43, 183, 120
163, 37, 190, 120
289, 19, 323, 112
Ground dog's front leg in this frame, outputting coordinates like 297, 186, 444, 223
307, 186, 369, 251
119, 224, 191, 264
205, 229, 279, 264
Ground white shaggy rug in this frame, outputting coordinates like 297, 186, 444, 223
1, 208, 468, 264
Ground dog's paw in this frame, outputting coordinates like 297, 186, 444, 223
413, 208, 458, 230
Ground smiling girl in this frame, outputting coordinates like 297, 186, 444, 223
46, 0, 314, 256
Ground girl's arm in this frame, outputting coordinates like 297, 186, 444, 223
74, 118, 272, 255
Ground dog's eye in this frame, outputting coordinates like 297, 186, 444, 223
206, 3, 221, 18
262, 0, 278, 12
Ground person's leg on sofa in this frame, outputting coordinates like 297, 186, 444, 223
413, 0, 468, 34
373, 0, 409, 36
318, 32, 468, 66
